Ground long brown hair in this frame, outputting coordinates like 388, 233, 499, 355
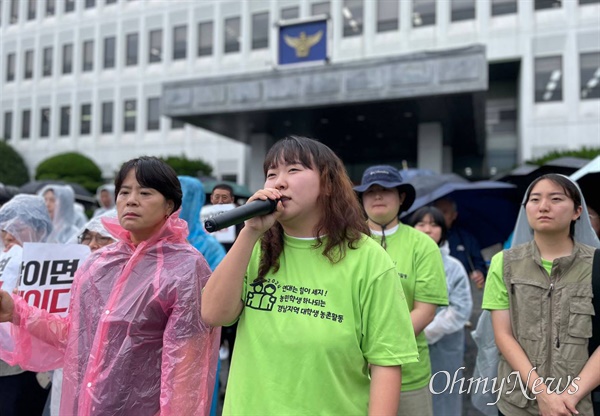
256, 136, 369, 281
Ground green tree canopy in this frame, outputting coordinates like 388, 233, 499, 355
526, 147, 600, 166
0, 141, 30, 186
36, 152, 103, 193
160, 155, 213, 177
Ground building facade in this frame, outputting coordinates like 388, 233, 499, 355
1, 0, 599, 188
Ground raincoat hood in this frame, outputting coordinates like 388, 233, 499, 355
177, 176, 226, 270
511, 175, 600, 248
69, 209, 117, 244
95, 184, 115, 208
0, 195, 53, 246
38, 184, 79, 243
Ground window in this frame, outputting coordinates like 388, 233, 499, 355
10, 0, 18, 23
198, 22, 213, 56
171, 118, 185, 129
148, 29, 162, 63
82, 40, 94, 72
46, 0, 55, 16
534, 0, 562, 10
62, 43, 73, 74
224, 17, 240, 53
343, 0, 363, 37
80, 104, 91, 134
534, 56, 563, 102
27, 0, 36, 20
251, 12, 269, 49
43, 47, 53, 76
147, 97, 160, 130
4, 112, 12, 140
101, 101, 113, 133
173, 25, 187, 60
106, 0, 117, 4
40, 108, 50, 137
491, 0, 517, 15
103, 36, 115, 69
123, 99, 136, 132
579, 0, 600, 4
85, 0, 96, 8
281, 7, 299, 20
311, 1, 330, 15
6, 53, 15, 82
451, 0, 475, 21
24, 50, 34, 79
126, 33, 138, 66
21, 110, 31, 139
60, 106, 70, 136
580, 52, 600, 100
377, 0, 399, 32
65, 0, 75, 12
413, 0, 436, 27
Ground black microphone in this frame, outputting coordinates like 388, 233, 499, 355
204, 199, 279, 233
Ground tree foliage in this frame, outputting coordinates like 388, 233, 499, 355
0, 141, 30, 186
526, 147, 600, 166
160, 155, 213, 177
36, 152, 103, 193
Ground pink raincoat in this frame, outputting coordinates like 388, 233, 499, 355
1, 212, 219, 416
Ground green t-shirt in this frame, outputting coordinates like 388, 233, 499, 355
482, 251, 554, 310
370, 224, 448, 391
223, 234, 419, 415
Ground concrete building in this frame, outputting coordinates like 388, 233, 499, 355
1, 0, 599, 190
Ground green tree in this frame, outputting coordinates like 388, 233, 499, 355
526, 147, 600, 166
160, 155, 213, 177
0, 141, 30, 186
36, 152, 103, 193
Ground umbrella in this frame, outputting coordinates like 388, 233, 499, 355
18, 180, 96, 206
493, 157, 590, 198
198, 177, 253, 199
400, 172, 520, 249
570, 156, 600, 213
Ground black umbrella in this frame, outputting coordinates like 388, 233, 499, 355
18, 180, 96, 206
400, 170, 520, 249
570, 156, 600, 213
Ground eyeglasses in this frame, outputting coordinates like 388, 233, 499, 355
78, 232, 113, 246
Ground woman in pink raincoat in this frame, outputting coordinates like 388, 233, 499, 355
0, 156, 219, 416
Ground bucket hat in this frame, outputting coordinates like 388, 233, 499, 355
354, 165, 416, 212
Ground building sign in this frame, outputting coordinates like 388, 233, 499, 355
278, 17, 328, 67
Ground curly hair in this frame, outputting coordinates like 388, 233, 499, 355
256, 136, 369, 281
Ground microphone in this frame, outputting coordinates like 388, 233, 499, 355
204, 199, 279, 233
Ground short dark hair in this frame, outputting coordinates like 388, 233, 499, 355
407, 206, 448, 246
213, 183, 234, 197
114, 156, 182, 213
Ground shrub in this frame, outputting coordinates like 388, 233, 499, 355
526, 147, 600, 166
36, 152, 103, 193
160, 155, 213, 177
0, 141, 30, 186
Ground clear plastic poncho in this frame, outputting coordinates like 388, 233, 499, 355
38, 185, 80, 244
1, 211, 220, 416
68, 209, 117, 245
93, 184, 116, 218
178, 176, 226, 271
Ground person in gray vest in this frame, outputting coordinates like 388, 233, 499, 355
482, 174, 600, 415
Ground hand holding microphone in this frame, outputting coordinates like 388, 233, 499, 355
205, 189, 282, 233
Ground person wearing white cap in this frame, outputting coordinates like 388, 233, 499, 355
355, 165, 448, 416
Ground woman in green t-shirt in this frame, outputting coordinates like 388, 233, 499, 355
202, 136, 418, 415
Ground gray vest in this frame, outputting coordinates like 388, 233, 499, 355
497, 241, 595, 415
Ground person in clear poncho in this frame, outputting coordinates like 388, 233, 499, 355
39, 184, 80, 244
482, 174, 600, 416
93, 184, 116, 218
0, 195, 53, 416
0, 157, 219, 416
177, 176, 226, 271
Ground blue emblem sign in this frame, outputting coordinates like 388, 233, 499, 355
278, 19, 328, 66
